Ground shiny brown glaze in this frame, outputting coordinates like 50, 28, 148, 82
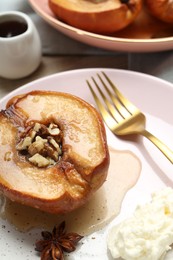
0, 91, 109, 214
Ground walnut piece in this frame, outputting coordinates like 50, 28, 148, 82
28, 136, 47, 156
29, 153, 50, 167
16, 136, 32, 150
48, 123, 60, 136
16, 122, 62, 167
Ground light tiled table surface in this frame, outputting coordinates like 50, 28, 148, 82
0, 55, 129, 99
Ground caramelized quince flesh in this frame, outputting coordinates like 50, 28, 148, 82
0, 91, 109, 213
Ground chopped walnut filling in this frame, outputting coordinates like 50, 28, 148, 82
16, 122, 62, 167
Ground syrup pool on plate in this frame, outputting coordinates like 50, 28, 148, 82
0, 147, 141, 235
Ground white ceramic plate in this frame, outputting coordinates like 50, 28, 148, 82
28, 0, 173, 53
0, 68, 173, 259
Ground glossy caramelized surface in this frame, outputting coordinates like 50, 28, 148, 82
49, 0, 142, 33
0, 91, 109, 213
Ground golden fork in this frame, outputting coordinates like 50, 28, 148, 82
87, 72, 173, 164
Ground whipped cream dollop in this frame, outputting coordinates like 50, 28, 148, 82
107, 187, 173, 260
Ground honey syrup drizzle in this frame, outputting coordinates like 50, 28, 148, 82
0, 147, 141, 235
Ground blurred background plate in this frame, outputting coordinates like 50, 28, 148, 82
28, 0, 173, 53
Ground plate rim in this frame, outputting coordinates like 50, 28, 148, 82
1, 67, 173, 105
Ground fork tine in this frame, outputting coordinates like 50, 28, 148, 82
97, 73, 130, 118
91, 77, 123, 123
86, 80, 117, 130
101, 71, 137, 114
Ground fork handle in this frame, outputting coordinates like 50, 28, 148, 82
142, 130, 173, 164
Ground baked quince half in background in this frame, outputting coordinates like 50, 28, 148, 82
145, 0, 173, 23
49, 0, 143, 34
0, 91, 109, 214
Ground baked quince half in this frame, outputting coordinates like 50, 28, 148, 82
0, 91, 109, 214
49, 0, 143, 34
145, 0, 173, 23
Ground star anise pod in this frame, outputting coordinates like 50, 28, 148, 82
35, 221, 84, 260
